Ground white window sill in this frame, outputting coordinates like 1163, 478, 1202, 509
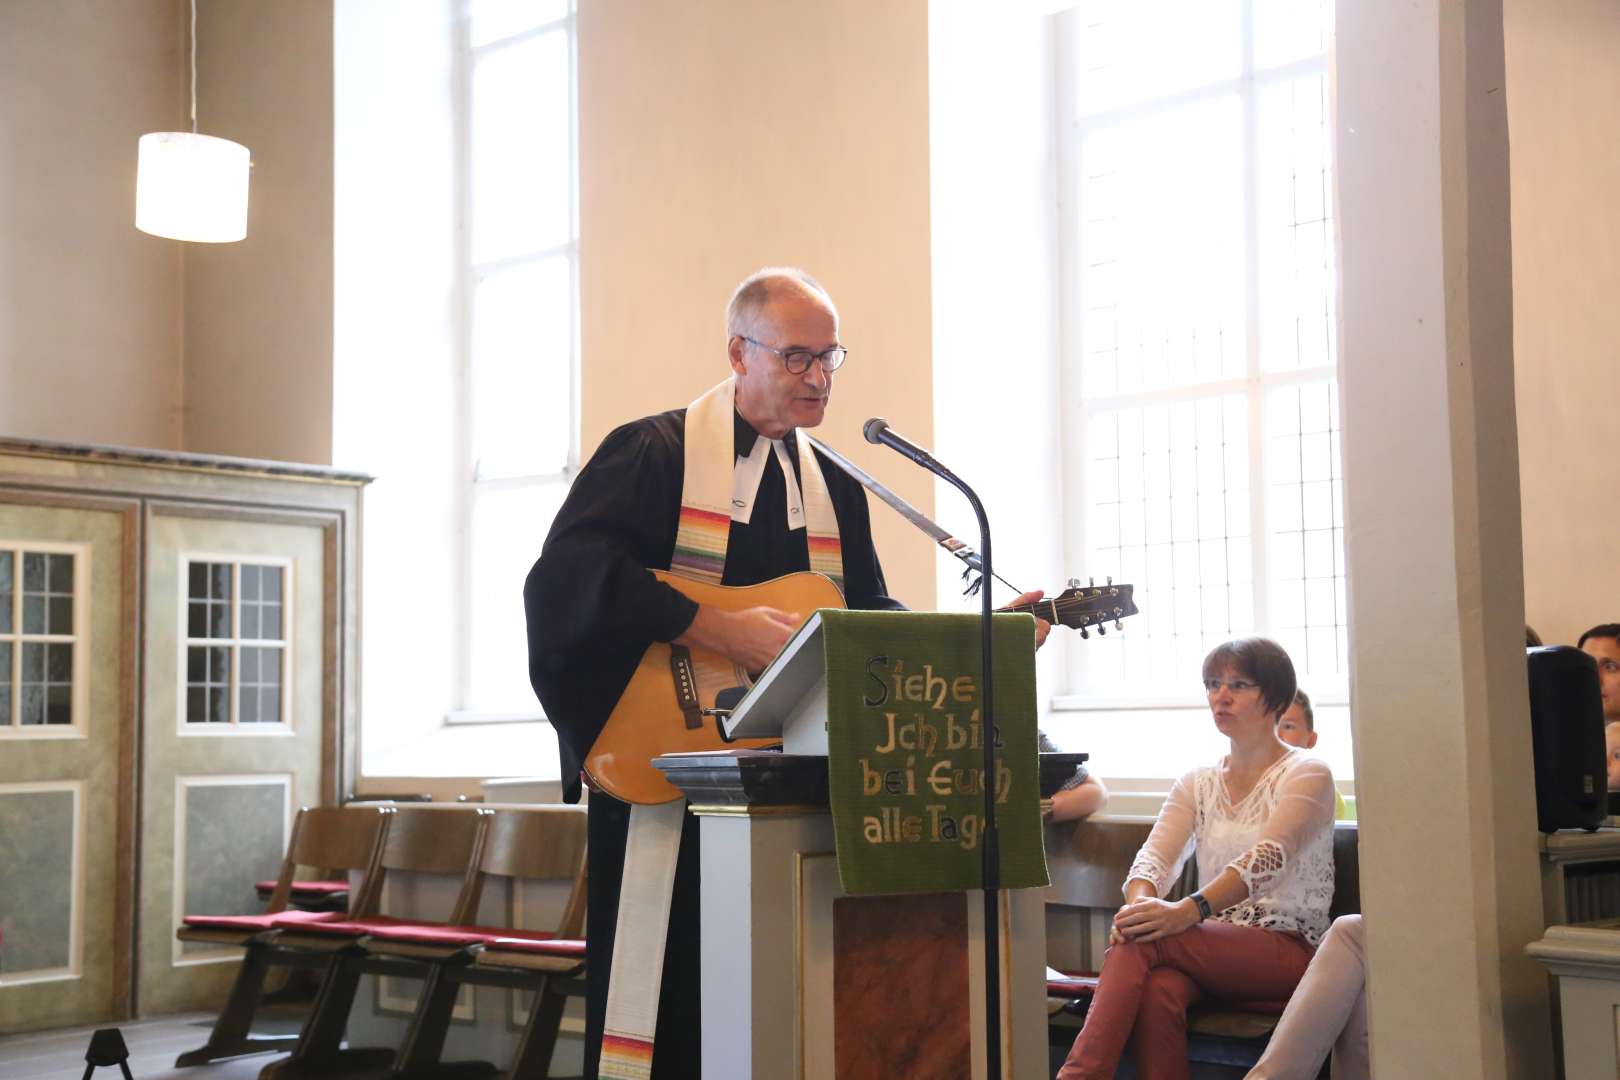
362, 718, 562, 780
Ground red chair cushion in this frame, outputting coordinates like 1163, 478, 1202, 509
255, 879, 350, 896
1206, 997, 1290, 1015
1046, 973, 1100, 998
484, 936, 587, 957
183, 909, 343, 932
268, 913, 421, 936
364, 923, 557, 948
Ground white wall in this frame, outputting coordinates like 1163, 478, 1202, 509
577, 0, 939, 611
1506, 0, 1620, 648
0, 0, 185, 450
183, 0, 335, 464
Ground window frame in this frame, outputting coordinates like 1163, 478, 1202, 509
175, 553, 295, 737
1053, 4, 1342, 713
0, 540, 92, 741
448, 0, 580, 724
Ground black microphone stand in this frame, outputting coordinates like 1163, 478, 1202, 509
865, 420, 1002, 1080
948, 470, 1003, 1080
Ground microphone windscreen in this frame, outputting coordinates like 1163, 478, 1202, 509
863, 417, 889, 445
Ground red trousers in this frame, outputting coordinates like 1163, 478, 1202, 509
1058, 922, 1315, 1080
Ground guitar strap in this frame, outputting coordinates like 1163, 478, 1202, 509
602, 377, 844, 1075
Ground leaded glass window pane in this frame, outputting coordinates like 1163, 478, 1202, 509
188, 561, 209, 600
22, 641, 44, 684
238, 645, 282, 724
185, 644, 232, 723
46, 685, 69, 725
22, 595, 43, 634
20, 684, 42, 726
0, 641, 10, 723
0, 551, 11, 634
47, 553, 72, 595
261, 603, 282, 640
210, 597, 231, 639
48, 596, 71, 635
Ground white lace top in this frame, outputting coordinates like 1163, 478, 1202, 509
1125, 750, 1337, 946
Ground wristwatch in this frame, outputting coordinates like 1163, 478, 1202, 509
1190, 891, 1213, 921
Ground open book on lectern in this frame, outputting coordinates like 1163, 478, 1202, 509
722, 610, 834, 756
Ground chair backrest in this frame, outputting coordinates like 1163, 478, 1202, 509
1328, 823, 1360, 917
460, 806, 590, 936
264, 805, 391, 914
350, 806, 489, 919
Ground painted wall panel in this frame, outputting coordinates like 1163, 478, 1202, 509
0, 789, 76, 975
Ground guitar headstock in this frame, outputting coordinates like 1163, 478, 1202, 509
1038, 580, 1138, 633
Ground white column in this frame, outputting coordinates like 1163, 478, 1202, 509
1336, 1, 1552, 1077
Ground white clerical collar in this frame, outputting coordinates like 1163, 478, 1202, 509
731, 432, 805, 531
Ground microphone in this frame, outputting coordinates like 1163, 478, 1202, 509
862, 417, 942, 472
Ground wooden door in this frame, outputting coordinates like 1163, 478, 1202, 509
136, 506, 334, 1015
0, 494, 137, 1033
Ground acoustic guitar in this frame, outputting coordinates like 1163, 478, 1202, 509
584, 569, 1139, 805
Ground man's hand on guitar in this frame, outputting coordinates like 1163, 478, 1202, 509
1003, 589, 1052, 648
677, 604, 803, 672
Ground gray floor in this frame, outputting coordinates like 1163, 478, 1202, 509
0, 1009, 585, 1080
0, 1010, 301, 1080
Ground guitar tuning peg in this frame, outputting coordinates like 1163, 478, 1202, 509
1107, 575, 1113, 586
1078, 627, 1089, 639
1114, 619, 1123, 631
1067, 578, 1081, 590
1089, 577, 1095, 587
1097, 625, 1106, 636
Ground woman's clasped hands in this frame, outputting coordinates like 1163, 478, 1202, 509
1109, 895, 1201, 946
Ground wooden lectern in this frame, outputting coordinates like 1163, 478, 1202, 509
653, 613, 1054, 1080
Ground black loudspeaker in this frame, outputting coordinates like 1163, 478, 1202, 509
1527, 645, 1607, 834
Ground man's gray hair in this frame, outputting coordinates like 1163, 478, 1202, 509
725, 267, 837, 338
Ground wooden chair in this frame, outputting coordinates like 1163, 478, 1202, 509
258, 805, 493, 1080
174, 805, 392, 1067
379, 805, 590, 1080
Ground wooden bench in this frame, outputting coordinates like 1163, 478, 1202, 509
1044, 816, 1360, 1075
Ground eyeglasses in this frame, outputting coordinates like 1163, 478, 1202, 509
740, 336, 848, 375
1203, 678, 1260, 694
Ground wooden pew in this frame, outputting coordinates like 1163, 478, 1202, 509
174, 805, 392, 1068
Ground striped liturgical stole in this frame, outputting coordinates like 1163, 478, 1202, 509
669, 376, 844, 588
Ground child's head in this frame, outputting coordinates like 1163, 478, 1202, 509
1276, 688, 1317, 750
1606, 722, 1620, 792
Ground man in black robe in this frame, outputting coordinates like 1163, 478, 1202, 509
524, 268, 902, 1079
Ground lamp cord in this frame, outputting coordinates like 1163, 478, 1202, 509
189, 0, 198, 133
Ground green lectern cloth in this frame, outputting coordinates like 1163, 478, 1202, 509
822, 609, 1050, 896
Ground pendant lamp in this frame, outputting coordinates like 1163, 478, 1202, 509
136, 0, 250, 243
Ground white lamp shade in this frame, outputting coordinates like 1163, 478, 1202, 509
135, 131, 251, 243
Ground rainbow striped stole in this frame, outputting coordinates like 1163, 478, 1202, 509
671, 377, 843, 588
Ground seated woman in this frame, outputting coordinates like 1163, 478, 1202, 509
1058, 637, 1337, 1080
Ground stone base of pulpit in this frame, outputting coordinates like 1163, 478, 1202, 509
656, 751, 1055, 1080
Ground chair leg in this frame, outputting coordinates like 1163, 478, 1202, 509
391, 966, 466, 1077
506, 981, 567, 1080
260, 954, 373, 1080
175, 946, 299, 1067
